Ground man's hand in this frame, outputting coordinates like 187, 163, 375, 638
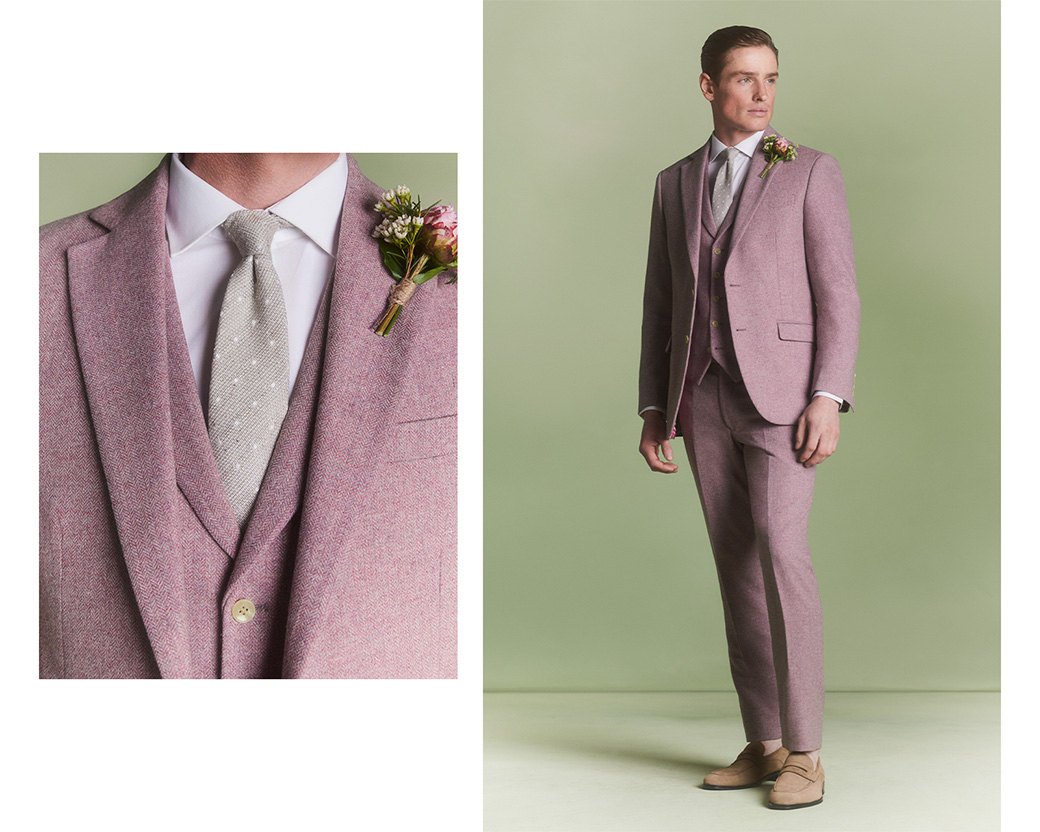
794, 396, 841, 467
639, 411, 679, 473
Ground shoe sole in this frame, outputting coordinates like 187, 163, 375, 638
766, 796, 823, 810
766, 783, 825, 809
702, 772, 781, 790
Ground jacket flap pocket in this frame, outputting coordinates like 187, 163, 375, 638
777, 321, 815, 343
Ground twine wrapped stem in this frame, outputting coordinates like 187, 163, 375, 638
374, 252, 430, 336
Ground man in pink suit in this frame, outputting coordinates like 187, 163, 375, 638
40, 154, 457, 679
637, 27, 859, 809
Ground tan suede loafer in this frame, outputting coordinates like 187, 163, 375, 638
703, 743, 789, 789
766, 753, 825, 809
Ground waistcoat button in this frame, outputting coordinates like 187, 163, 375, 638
231, 599, 256, 623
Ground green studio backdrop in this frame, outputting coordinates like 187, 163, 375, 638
39, 154, 458, 227
484, 0, 999, 692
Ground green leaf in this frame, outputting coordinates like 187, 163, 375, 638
378, 241, 407, 281
412, 266, 446, 285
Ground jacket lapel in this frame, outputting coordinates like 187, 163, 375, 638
727, 127, 776, 255
67, 158, 194, 678
680, 141, 711, 292
281, 156, 429, 676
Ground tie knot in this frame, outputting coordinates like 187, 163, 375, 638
724, 146, 740, 163
222, 210, 288, 257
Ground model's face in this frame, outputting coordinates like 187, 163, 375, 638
700, 45, 778, 144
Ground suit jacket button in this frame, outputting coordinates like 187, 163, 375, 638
231, 599, 256, 623
684, 335, 690, 344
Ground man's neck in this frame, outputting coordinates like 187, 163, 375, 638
180, 153, 340, 209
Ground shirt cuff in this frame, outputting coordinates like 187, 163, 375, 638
639, 406, 665, 417
812, 391, 844, 406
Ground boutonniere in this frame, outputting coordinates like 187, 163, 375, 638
372, 185, 458, 336
760, 134, 798, 178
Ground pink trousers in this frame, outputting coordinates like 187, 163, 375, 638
679, 364, 824, 751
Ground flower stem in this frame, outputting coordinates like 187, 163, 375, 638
374, 304, 401, 337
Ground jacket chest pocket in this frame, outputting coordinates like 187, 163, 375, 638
387, 414, 457, 462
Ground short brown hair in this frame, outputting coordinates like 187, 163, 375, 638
701, 26, 779, 81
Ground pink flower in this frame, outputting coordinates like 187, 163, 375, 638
418, 205, 458, 266
775, 137, 790, 152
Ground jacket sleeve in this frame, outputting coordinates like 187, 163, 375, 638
638, 172, 673, 415
803, 154, 860, 409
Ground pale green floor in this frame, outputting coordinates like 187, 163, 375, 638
484, 692, 999, 832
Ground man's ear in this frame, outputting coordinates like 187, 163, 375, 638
699, 72, 715, 102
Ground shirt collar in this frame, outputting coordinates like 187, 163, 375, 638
166, 153, 348, 257
709, 130, 765, 163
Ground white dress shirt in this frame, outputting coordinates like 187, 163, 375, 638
641, 132, 842, 416
708, 130, 763, 200
166, 152, 348, 412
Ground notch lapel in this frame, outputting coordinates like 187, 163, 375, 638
727, 127, 776, 255
281, 156, 430, 676
67, 159, 193, 678
680, 141, 711, 293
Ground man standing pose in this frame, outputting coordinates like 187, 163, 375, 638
637, 27, 859, 809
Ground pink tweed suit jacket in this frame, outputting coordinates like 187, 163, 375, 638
39, 155, 457, 678
639, 128, 860, 433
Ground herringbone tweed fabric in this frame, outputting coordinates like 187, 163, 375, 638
39, 155, 457, 679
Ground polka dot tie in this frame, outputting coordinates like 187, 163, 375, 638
208, 209, 292, 525
711, 146, 740, 226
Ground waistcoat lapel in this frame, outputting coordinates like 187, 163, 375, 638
166, 280, 241, 557
701, 151, 718, 239
232, 265, 332, 567
67, 157, 194, 678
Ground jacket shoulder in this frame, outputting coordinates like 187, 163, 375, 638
790, 143, 843, 175
39, 211, 105, 269
40, 162, 165, 275
658, 146, 707, 181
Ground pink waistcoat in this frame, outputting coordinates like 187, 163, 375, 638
165, 270, 332, 678
686, 170, 741, 390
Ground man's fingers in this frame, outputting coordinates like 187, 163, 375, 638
650, 444, 679, 472
639, 439, 679, 473
798, 426, 820, 462
794, 416, 806, 450
803, 434, 838, 467
639, 416, 678, 473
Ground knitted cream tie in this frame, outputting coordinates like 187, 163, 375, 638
208, 209, 292, 525
711, 146, 740, 225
